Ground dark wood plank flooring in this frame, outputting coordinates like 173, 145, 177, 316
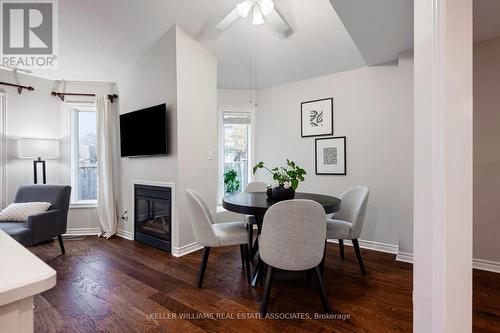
29, 237, 499, 333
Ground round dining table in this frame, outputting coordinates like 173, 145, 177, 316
222, 192, 341, 286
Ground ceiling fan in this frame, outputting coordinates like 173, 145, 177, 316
215, 0, 293, 36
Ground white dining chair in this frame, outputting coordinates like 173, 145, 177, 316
259, 199, 332, 315
186, 189, 251, 287
244, 181, 267, 253
325, 186, 369, 275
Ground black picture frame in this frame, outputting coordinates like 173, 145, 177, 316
301, 97, 334, 137
315, 136, 347, 175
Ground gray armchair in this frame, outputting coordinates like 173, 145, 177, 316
0, 185, 72, 254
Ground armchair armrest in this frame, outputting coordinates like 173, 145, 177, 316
27, 209, 67, 244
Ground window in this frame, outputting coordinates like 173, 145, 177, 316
70, 104, 97, 205
219, 110, 253, 201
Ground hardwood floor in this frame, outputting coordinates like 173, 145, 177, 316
29, 237, 499, 333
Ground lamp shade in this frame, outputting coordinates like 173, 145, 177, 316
18, 138, 60, 159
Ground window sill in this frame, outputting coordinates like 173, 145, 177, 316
70, 202, 97, 209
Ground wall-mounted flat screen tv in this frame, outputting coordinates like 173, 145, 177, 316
120, 103, 167, 157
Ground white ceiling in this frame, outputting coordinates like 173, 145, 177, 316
474, 0, 500, 43
30, 0, 414, 89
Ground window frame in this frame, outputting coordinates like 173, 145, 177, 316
218, 107, 255, 203
68, 102, 98, 208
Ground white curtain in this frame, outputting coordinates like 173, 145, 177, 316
96, 96, 117, 238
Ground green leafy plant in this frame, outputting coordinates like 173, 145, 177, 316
223, 169, 240, 193
253, 160, 306, 190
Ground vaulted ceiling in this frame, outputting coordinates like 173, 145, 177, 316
29, 0, 414, 89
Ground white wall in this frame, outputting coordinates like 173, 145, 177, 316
0, 71, 62, 202
253, 56, 414, 249
473, 38, 500, 264
115, 25, 178, 239
0, 69, 111, 232
116, 25, 218, 249
176, 27, 218, 246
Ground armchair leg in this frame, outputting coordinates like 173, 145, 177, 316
339, 239, 345, 259
352, 239, 366, 276
57, 235, 65, 255
197, 247, 211, 288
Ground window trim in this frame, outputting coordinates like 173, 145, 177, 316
68, 102, 98, 207
218, 107, 255, 202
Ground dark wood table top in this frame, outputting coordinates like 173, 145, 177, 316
222, 192, 341, 216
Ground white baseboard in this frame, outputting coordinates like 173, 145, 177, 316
395, 252, 500, 273
396, 251, 414, 264
172, 242, 203, 257
327, 238, 398, 254
116, 229, 133, 240
64, 227, 100, 236
473, 258, 500, 273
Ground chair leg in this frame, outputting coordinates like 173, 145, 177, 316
352, 239, 366, 276
313, 265, 332, 313
248, 222, 254, 254
259, 265, 273, 315
339, 239, 345, 259
57, 235, 65, 255
320, 239, 327, 274
243, 244, 251, 284
197, 247, 211, 288
239, 244, 245, 267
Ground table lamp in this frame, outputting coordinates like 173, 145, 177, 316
18, 138, 60, 184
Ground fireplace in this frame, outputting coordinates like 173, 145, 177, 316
134, 184, 172, 252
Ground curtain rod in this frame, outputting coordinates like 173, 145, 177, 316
0, 81, 34, 94
50, 92, 118, 103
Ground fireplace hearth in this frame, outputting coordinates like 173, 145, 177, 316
134, 184, 172, 252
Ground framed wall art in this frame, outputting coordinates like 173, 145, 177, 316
301, 98, 333, 137
315, 136, 346, 175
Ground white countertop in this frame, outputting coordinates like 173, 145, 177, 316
0, 230, 56, 306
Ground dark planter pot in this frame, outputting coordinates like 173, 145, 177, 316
271, 186, 295, 201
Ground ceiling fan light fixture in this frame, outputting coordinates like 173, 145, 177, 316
252, 6, 265, 25
259, 0, 274, 16
236, 0, 252, 18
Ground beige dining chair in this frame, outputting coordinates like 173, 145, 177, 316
259, 199, 332, 315
186, 189, 251, 287
326, 186, 369, 275
244, 181, 267, 253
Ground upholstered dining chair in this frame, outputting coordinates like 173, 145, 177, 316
325, 186, 369, 275
186, 189, 251, 287
259, 199, 332, 315
244, 181, 267, 253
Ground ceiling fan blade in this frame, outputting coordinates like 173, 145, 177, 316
266, 8, 293, 36
215, 8, 240, 30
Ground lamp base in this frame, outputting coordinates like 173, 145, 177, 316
33, 158, 46, 184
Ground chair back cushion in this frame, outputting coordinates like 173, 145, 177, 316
244, 182, 267, 193
332, 186, 369, 239
260, 199, 326, 271
186, 189, 218, 247
14, 185, 71, 211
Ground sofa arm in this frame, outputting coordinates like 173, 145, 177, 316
27, 210, 66, 244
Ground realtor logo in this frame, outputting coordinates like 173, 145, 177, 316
0, 0, 58, 68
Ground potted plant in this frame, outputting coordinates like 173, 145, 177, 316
253, 160, 306, 201
223, 169, 240, 194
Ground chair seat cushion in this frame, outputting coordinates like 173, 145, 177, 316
212, 221, 248, 246
326, 218, 352, 239
0, 222, 33, 246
